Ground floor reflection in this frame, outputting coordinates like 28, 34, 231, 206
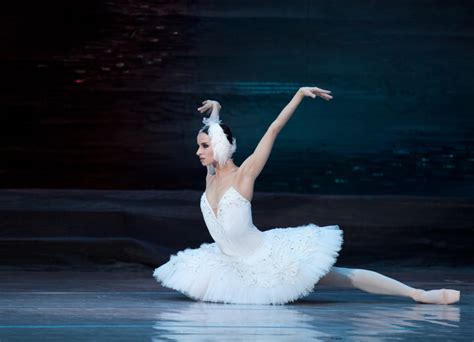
152, 299, 461, 341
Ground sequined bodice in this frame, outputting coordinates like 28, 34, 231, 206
200, 186, 264, 257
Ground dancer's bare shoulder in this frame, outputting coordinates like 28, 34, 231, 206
204, 167, 254, 203
233, 167, 255, 202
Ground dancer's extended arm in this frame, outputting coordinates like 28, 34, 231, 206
240, 86, 332, 180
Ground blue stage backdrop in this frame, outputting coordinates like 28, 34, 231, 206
1, 0, 472, 196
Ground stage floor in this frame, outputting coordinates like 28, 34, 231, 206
0, 267, 472, 341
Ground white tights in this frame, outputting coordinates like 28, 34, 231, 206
318, 267, 460, 304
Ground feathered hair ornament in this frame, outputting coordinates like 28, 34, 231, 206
200, 101, 237, 166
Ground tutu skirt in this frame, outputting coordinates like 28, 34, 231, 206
153, 224, 343, 305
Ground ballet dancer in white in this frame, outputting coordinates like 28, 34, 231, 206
153, 86, 460, 305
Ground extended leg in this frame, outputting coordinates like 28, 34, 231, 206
318, 267, 460, 304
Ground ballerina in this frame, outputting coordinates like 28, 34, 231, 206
153, 86, 460, 305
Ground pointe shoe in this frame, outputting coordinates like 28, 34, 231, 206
411, 289, 460, 305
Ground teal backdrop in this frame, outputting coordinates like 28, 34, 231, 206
1, 0, 472, 196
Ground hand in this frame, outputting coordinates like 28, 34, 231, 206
197, 100, 221, 114
298, 87, 333, 101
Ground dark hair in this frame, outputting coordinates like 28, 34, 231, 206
199, 124, 234, 145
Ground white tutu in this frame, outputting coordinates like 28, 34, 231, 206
153, 187, 343, 304
153, 223, 343, 305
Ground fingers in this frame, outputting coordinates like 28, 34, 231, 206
197, 105, 214, 114
197, 100, 222, 113
304, 88, 333, 101
301, 87, 332, 100
318, 93, 333, 101
310, 86, 331, 93
316, 88, 331, 94
197, 100, 211, 112
308, 87, 333, 101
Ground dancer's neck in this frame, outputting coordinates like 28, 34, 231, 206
213, 160, 238, 178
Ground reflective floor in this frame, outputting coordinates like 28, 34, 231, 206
0, 268, 472, 341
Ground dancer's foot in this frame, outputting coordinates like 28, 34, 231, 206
410, 289, 460, 304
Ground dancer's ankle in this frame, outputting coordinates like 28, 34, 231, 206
409, 289, 424, 302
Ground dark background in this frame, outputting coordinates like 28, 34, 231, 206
1, 0, 473, 196
0, 5, 472, 337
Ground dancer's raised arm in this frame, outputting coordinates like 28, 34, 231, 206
240, 86, 332, 180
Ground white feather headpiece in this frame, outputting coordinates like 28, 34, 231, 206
201, 105, 237, 166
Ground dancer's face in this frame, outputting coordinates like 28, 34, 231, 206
196, 132, 214, 166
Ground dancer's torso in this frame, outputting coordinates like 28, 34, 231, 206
201, 186, 264, 257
